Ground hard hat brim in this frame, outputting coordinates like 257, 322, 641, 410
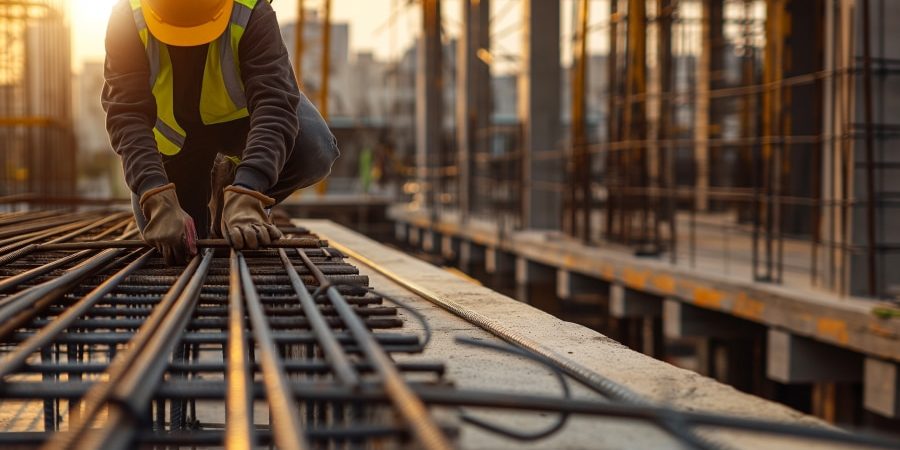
141, 0, 234, 47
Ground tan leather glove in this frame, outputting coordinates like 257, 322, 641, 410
221, 185, 283, 250
140, 183, 198, 265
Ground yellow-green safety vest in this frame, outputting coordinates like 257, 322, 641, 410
129, 0, 261, 155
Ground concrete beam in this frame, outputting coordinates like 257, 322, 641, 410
459, 240, 485, 268
407, 226, 421, 247
557, 270, 606, 302
610, 284, 662, 318
520, 0, 562, 230
394, 222, 408, 243
416, 0, 442, 209
865, 358, 900, 418
388, 208, 900, 365
516, 257, 558, 310
664, 299, 755, 339
767, 329, 862, 384
421, 229, 438, 253
441, 235, 460, 260
456, 0, 490, 221
516, 258, 555, 286
486, 247, 515, 275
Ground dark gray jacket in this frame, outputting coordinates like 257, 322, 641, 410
102, 0, 300, 197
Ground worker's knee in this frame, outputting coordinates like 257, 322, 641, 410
294, 92, 340, 183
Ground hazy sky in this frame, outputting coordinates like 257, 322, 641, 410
69, 0, 439, 70
68, 1, 591, 74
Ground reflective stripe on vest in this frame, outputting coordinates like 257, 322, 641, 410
129, 0, 260, 155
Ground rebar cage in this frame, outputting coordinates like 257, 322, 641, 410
394, 0, 900, 300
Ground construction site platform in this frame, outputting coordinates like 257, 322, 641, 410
303, 220, 873, 449
0, 211, 894, 449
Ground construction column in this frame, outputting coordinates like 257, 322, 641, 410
520, 0, 562, 230
457, 0, 491, 221
417, 0, 443, 212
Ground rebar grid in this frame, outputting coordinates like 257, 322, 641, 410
0, 210, 897, 450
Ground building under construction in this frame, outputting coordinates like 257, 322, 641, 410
0, 0, 899, 449
0, 0, 74, 198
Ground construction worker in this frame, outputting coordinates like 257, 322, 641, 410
103, 0, 339, 264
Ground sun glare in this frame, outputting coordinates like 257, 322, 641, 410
70, 0, 119, 25
69, 0, 120, 65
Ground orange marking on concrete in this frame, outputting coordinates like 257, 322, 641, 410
868, 323, 898, 339
693, 287, 724, 309
733, 293, 765, 320
651, 274, 676, 294
816, 318, 850, 345
623, 268, 649, 289
601, 264, 615, 280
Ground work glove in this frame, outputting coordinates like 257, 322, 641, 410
139, 183, 198, 266
221, 185, 283, 250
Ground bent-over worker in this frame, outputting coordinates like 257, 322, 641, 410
103, 0, 339, 264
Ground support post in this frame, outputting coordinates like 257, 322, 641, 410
694, 0, 712, 212
570, 0, 590, 240
320, 0, 332, 119
293, 0, 305, 86
417, 0, 443, 212
865, 358, 900, 418
767, 329, 862, 383
457, 0, 490, 221
520, 0, 562, 230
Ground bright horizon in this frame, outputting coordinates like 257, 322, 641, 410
67, 1, 587, 76
69, 0, 427, 71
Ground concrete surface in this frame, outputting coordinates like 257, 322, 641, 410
305, 219, 869, 450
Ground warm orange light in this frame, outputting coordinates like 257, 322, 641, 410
69, 0, 118, 25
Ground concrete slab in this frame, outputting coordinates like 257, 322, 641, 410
388, 206, 900, 365
305, 219, 850, 450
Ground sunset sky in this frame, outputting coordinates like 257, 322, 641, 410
68, 0, 432, 69
66, 1, 594, 75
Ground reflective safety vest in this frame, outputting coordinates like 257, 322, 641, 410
129, 0, 261, 155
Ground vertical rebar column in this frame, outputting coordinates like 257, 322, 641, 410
570, 0, 590, 241
861, 0, 878, 296
294, 0, 305, 86
417, 0, 443, 215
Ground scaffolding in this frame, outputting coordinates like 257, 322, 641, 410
398, 0, 900, 299
0, 0, 74, 199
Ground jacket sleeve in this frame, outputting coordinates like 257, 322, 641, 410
233, 1, 302, 193
101, 1, 168, 197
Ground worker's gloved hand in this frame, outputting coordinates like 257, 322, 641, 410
139, 183, 198, 265
221, 185, 283, 250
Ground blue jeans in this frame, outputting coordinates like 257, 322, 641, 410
132, 92, 339, 234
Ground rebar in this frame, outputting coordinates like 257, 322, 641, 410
0, 211, 897, 450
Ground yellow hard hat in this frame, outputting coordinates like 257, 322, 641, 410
140, 0, 233, 47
